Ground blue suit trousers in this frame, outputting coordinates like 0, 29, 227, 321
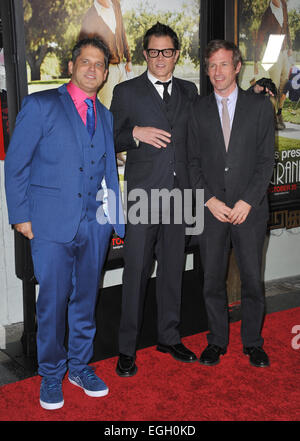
30, 216, 112, 379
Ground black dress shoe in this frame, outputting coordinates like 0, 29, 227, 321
243, 346, 270, 367
199, 344, 226, 366
156, 342, 197, 363
116, 354, 138, 377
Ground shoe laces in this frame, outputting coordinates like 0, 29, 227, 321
44, 378, 61, 390
81, 366, 97, 382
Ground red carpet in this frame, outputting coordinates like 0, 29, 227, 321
0, 307, 299, 421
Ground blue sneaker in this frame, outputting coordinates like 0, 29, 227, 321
40, 377, 64, 410
68, 366, 109, 397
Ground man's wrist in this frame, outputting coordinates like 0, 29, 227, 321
205, 196, 216, 207
132, 126, 140, 147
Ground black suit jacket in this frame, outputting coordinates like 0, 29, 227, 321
187, 88, 275, 221
110, 71, 198, 193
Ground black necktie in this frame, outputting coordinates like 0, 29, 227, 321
84, 98, 95, 139
155, 80, 171, 102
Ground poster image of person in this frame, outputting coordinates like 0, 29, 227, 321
280, 66, 300, 111
80, 0, 132, 168
254, 0, 292, 130
80, 0, 133, 110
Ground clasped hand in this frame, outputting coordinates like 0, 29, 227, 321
206, 197, 251, 225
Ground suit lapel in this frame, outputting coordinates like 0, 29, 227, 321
139, 72, 171, 127
140, 73, 185, 127
227, 88, 248, 155
58, 84, 89, 153
144, 73, 165, 108
207, 93, 227, 160
207, 88, 247, 157
170, 78, 182, 124
95, 99, 109, 158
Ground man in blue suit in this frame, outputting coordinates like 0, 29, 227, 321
5, 38, 124, 410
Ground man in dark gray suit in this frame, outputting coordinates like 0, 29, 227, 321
188, 40, 275, 368
110, 22, 198, 376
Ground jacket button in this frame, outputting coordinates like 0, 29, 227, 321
224, 167, 229, 172
78, 193, 82, 198
79, 167, 83, 172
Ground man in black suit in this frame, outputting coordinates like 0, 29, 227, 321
188, 40, 275, 368
110, 22, 198, 376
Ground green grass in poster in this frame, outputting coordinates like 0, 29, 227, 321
276, 136, 300, 151
282, 99, 300, 125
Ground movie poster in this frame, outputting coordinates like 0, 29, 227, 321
23, 0, 200, 263
238, 0, 300, 227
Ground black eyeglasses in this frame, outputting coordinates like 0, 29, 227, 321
146, 48, 176, 58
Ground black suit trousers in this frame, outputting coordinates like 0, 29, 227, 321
119, 216, 185, 356
198, 209, 267, 348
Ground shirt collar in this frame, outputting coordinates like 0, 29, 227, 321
214, 85, 238, 105
270, 1, 284, 27
67, 81, 97, 105
147, 70, 173, 86
94, 0, 111, 15
270, 0, 282, 12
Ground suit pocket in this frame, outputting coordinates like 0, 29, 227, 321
29, 184, 61, 197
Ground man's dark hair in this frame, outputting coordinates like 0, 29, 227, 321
143, 22, 180, 51
72, 37, 110, 70
204, 39, 243, 72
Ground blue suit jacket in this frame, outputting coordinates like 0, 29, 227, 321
5, 84, 124, 242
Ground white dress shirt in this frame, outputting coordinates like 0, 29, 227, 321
147, 70, 173, 99
94, 0, 116, 34
270, 0, 284, 27
214, 85, 238, 129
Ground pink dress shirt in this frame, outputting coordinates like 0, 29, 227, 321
67, 81, 97, 129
